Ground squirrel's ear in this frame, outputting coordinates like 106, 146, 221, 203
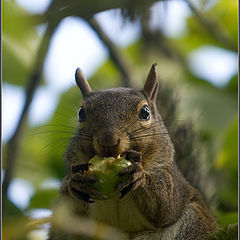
75, 68, 92, 97
143, 63, 158, 101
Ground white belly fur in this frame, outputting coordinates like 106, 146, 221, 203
89, 195, 155, 232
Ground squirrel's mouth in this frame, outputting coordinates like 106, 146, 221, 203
92, 130, 138, 160
93, 136, 127, 158
95, 146, 142, 161
94, 143, 133, 159
97, 147, 122, 158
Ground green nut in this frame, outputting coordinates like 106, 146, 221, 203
86, 156, 132, 199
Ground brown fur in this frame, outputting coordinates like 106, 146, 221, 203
49, 65, 218, 240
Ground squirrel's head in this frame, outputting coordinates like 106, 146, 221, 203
71, 64, 173, 166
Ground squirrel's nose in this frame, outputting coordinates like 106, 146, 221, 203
97, 133, 121, 148
95, 132, 126, 157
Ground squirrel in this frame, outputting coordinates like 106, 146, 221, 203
48, 64, 218, 240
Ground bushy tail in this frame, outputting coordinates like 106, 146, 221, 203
156, 82, 216, 208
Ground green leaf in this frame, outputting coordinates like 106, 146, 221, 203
2, 37, 32, 86
89, 60, 122, 89
214, 117, 238, 211
216, 211, 238, 227
178, 83, 237, 135
215, 117, 238, 171
208, 0, 238, 45
2, 0, 41, 86
171, 0, 238, 53
3, 198, 29, 240
206, 223, 238, 240
225, 74, 238, 95
3, 198, 24, 218
28, 188, 59, 209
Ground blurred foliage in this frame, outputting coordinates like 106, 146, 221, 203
215, 117, 238, 211
2, 0, 41, 86
209, 0, 238, 45
206, 223, 238, 240
174, 0, 238, 52
28, 188, 59, 210
2, 0, 238, 239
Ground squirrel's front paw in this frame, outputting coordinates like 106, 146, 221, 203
117, 150, 145, 198
68, 164, 106, 203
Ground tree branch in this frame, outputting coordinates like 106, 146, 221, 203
2, 22, 58, 202
43, 0, 163, 25
87, 18, 134, 88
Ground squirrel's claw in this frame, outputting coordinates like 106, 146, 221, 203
70, 188, 95, 203
71, 173, 98, 184
119, 180, 141, 199
71, 163, 92, 174
118, 162, 142, 177
122, 150, 142, 163
116, 162, 145, 199
69, 171, 107, 202
69, 181, 107, 201
117, 169, 143, 191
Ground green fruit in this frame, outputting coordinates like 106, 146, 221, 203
86, 156, 131, 199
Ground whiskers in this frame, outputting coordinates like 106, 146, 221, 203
36, 136, 71, 158
29, 123, 77, 160
126, 115, 186, 143
31, 125, 76, 139
129, 133, 168, 141
126, 120, 169, 141
77, 132, 93, 142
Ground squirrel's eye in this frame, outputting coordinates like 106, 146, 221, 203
139, 105, 150, 121
78, 107, 86, 122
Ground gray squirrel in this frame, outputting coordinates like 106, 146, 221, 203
48, 64, 218, 240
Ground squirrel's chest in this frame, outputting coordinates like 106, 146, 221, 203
89, 197, 155, 232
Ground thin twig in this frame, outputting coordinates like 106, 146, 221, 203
185, 0, 237, 51
87, 18, 134, 88
2, 22, 58, 201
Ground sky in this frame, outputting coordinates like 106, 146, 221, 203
2, 0, 238, 228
